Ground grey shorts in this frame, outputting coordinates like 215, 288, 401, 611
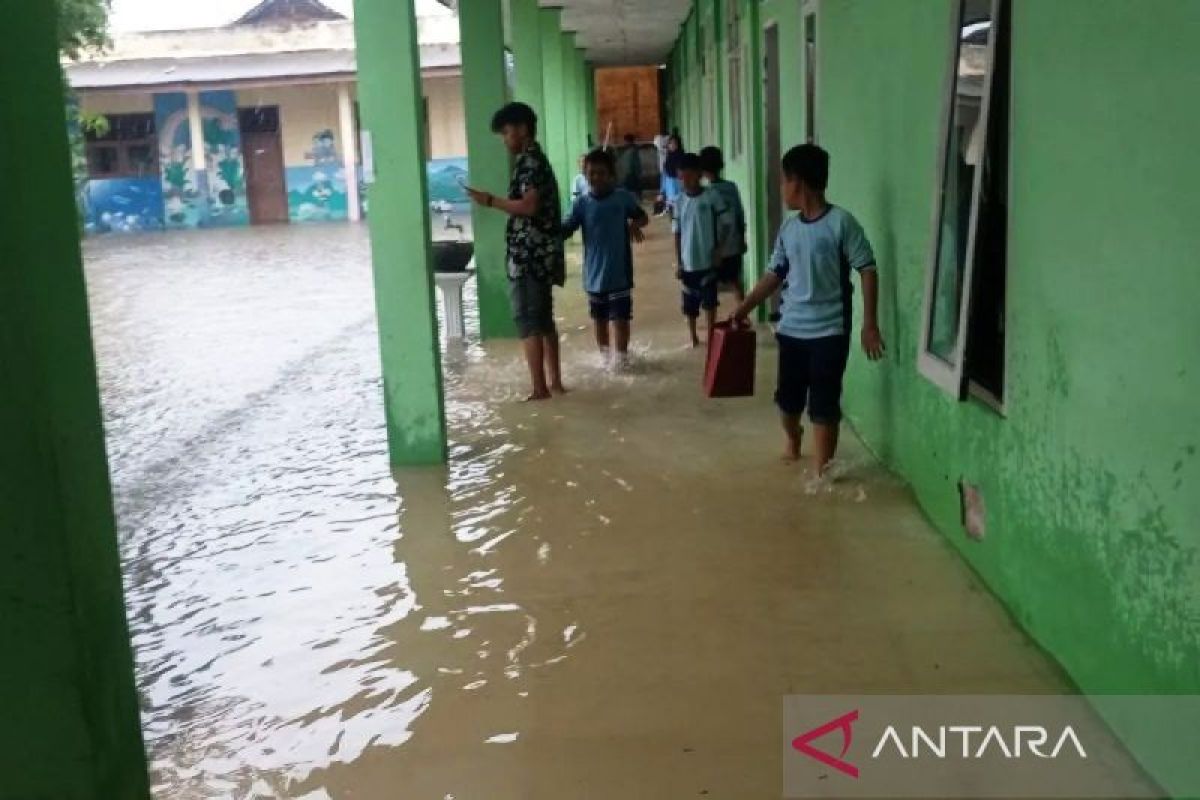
509, 272, 556, 338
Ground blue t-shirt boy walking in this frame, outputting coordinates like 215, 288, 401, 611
731, 144, 886, 474
672, 152, 734, 347
563, 149, 649, 370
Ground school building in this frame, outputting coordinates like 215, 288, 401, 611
66, 0, 470, 233
6, 0, 1200, 796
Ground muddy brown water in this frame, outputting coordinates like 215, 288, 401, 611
82, 222, 1149, 799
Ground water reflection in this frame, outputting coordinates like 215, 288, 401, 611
83, 224, 570, 798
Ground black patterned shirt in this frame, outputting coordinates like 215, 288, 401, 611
505, 142, 565, 285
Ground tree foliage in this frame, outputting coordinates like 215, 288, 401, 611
57, 0, 112, 59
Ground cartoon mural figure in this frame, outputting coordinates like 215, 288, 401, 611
306, 129, 340, 166
288, 129, 350, 222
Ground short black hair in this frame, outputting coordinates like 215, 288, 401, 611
583, 148, 616, 173
698, 146, 724, 174
677, 152, 702, 172
490, 102, 538, 137
781, 144, 829, 191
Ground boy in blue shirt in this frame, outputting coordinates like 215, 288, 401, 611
562, 149, 649, 369
731, 144, 885, 472
672, 153, 733, 347
699, 146, 748, 303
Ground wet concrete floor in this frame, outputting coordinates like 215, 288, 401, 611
83, 221, 1146, 798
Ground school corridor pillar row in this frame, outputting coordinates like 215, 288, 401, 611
510, 0, 545, 116
353, 0, 447, 465
1, 4, 150, 798
539, 8, 568, 196
561, 32, 583, 186
459, 0, 516, 339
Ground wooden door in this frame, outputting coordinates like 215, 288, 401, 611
239, 107, 289, 225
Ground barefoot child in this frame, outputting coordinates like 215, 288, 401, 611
672, 153, 732, 347
699, 146, 748, 303
466, 102, 566, 401
562, 149, 649, 369
731, 144, 885, 471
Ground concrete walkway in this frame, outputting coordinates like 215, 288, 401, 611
293, 217, 1092, 798
86, 220, 1150, 798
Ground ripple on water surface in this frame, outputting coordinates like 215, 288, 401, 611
84, 226, 570, 798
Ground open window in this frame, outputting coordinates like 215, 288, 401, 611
918, 0, 1010, 407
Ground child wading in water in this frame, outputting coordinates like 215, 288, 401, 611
731, 144, 885, 472
698, 146, 748, 303
672, 153, 733, 347
562, 149, 649, 370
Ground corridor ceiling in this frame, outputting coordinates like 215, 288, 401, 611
545, 0, 693, 65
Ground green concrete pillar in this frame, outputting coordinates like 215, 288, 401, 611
562, 34, 583, 188
539, 8, 568, 197
1, 5, 150, 799
354, 0, 447, 465
510, 0, 544, 114
577, 51, 591, 148
585, 61, 598, 147
460, 0, 516, 340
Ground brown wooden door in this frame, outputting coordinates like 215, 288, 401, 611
239, 109, 289, 225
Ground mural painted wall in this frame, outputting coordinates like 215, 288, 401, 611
82, 178, 164, 234
153, 90, 248, 229
287, 128, 350, 222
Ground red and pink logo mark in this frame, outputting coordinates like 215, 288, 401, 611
792, 710, 860, 779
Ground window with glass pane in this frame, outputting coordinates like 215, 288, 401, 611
918, 0, 1009, 403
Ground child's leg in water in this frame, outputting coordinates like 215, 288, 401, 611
593, 319, 610, 358
812, 422, 840, 475
613, 319, 630, 358
780, 413, 803, 462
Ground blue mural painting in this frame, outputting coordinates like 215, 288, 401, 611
153, 91, 249, 229
427, 157, 469, 206
286, 128, 350, 222
82, 178, 165, 234
198, 90, 249, 227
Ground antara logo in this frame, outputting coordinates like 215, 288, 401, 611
792, 711, 1088, 779
792, 710, 860, 778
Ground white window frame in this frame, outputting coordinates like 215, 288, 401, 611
802, 0, 820, 145
917, 0, 1003, 398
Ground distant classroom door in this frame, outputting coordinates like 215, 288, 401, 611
239, 106, 289, 225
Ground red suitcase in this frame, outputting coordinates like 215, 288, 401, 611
704, 322, 756, 397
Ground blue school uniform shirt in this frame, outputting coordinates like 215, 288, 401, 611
770, 205, 877, 339
562, 188, 644, 294
707, 178, 747, 258
671, 188, 732, 272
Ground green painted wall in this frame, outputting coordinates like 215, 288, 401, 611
510, 0, 545, 114
667, 0, 1200, 792
355, 0, 447, 465
461, 0, 516, 339
1, 4, 150, 798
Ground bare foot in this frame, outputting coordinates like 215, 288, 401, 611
524, 390, 552, 402
690, 336, 701, 348
550, 383, 569, 395
782, 430, 802, 462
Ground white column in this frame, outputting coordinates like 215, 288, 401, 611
338, 82, 362, 221
186, 90, 206, 172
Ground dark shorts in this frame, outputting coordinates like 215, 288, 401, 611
589, 289, 633, 322
775, 333, 851, 425
509, 273, 556, 338
680, 269, 719, 318
716, 256, 744, 286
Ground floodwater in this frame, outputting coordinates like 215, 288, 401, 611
83, 222, 1153, 798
